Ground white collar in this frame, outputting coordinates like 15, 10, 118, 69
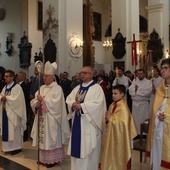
7, 81, 14, 88
82, 80, 93, 87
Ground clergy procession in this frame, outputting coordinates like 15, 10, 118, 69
0, 58, 170, 170
1, 0, 170, 169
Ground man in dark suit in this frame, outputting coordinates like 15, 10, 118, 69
16, 71, 30, 141
60, 72, 72, 126
60, 72, 72, 100
30, 68, 44, 100
0, 72, 6, 93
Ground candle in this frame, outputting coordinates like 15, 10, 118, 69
151, 69, 154, 80
115, 67, 119, 84
165, 86, 169, 98
116, 67, 119, 78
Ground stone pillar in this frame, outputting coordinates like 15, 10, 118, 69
58, 0, 83, 77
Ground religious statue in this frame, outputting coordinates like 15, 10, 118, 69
147, 28, 164, 64
112, 29, 126, 59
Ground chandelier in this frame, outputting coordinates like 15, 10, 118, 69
103, 39, 112, 50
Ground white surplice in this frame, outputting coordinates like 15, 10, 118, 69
66, 80, 106, 170
129, 78, 152, 133
112, 74, 129, 88
0, 82, 26, 152
31, 81, 70, 150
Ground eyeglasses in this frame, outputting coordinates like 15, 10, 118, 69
80, 71, 92, 75
160, 66, 170, 70
4, 75, 11, 78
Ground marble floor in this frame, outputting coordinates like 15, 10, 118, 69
0, 137, 151, 170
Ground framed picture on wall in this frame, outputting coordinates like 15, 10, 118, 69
92, 12, 102, 41
113, 61, 125, 70
38, 0, 43, 30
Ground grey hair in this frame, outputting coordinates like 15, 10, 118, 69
18, 71, 26, 80
83, 66, 95, 75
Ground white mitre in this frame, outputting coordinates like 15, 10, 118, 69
44, 61, 57, 75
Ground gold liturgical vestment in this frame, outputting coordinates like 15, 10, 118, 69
145, 80, 170, 169
99, 99, 137, 170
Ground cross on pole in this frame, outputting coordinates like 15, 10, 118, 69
127, 34, 142, 67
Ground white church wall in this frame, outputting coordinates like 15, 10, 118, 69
112, 0, 129, 71
111, 0, 140, 73
28, 0, 43, 78
42, 0, 83, 78
65, 0, 83, 78
42, 0, 58, 78
0, 0, 21, 72
0, 0, 169, 78
91, 0, 108, 65
58, 0, 67, 74
127, 0, 140, 72
28, 0, 43, 64
139, 0, 148, 19
0, 0, 43, 78
148, 0, 163, 6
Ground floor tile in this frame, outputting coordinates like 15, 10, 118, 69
0, 137, 151, 170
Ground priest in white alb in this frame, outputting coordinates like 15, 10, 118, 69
0, 70, 26, 155
66, 66, 106, 170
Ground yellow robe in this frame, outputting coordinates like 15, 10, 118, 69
100, 99, 137, 170
145, 80, 170, 169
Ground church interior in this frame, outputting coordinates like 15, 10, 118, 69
0, 0, 169, 77
0, 0, 170, 169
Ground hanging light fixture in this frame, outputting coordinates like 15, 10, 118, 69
103, 39, 112, 50
103, 0, 112, 51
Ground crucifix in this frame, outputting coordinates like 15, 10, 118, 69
127, 34, 142, 69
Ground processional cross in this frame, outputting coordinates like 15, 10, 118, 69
127, 34, 142, 70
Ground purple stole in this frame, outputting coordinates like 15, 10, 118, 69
71, 80, 96, 158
